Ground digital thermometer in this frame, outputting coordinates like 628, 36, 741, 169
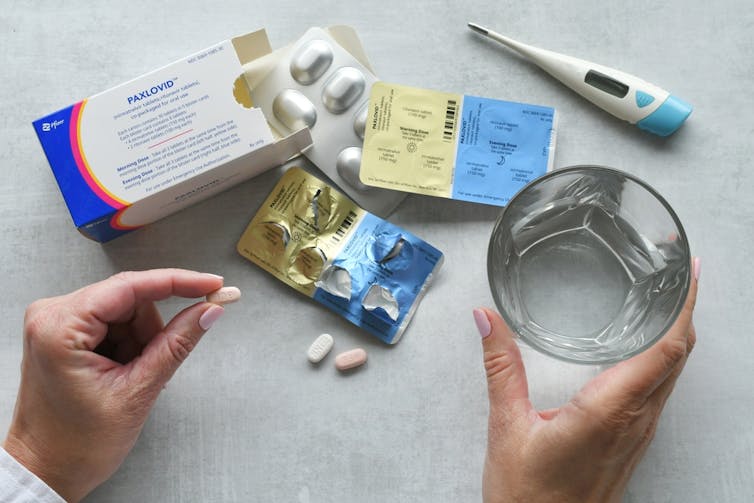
468, 22, 692, 136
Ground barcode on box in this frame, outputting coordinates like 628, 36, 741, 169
443, 99, 457, 142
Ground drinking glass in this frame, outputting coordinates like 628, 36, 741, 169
487, 166, 691, 364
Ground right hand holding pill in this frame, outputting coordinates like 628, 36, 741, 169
2, 269, 231, 502
475, 260, 699, 502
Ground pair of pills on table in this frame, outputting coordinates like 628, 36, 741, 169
205, 289, 367, 371
307, 333, 367, 371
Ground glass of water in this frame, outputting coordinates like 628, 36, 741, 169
487, 166, 691, 364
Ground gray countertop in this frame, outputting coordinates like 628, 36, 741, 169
1, 1, 752, 501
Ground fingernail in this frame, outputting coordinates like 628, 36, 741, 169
693, 257, 701, 281
473, 308, 491, 338
205, 273, 224, 281
199, 305, 225, 330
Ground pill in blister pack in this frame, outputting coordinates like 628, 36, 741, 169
237, 167, 443, 344
250, 28, 406, 217
290, 40, 333, 85
321, 67, 365, 113
272, 90, 317, 130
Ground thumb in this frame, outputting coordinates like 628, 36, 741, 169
135, 302, 224, 391
474, 308, 532, 425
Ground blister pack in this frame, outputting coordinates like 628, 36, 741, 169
360, 82, 558, 206
249, 27, 406, 217
237, 167, 443, 344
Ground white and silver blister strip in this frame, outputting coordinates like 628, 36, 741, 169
249, 27, 406, 217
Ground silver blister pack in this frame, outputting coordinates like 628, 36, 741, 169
250, 27, 406, 217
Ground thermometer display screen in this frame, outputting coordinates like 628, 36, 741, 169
584, 70, 629, 98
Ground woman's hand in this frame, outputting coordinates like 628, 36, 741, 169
475, 259, 699, 502
3, 269, 228, 502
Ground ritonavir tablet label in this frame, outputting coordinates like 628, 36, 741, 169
360, 82, 558, 206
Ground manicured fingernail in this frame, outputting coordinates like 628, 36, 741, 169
693, 257, 701, 281
199, 305, 225, 330
473, 308, 491, 338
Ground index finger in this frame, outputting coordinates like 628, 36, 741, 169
580, 258, 699, 408
72, 269, 224, 323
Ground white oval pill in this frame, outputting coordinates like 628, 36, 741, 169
205, 286, 241, 305
334, 348, 367, 371
307, 333, 334, 363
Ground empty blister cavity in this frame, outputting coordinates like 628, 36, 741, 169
310, 188, 323, 230
336, 147, 371, 192
315, 265, 352, 300
245, 221, 290, 259
289, 246, 327, 286
290, 40, 334, 85
303, 185, 337, 232
353, 103, 368, 139
307, 333, 334, 363
322, 67, 365, 114
272, 89, 317, 131
238, 168, 443, 345
380, 239, 405, 263
367, 233, 413, 269
362, 284, 400, 321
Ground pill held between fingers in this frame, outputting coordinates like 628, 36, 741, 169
334, 348, 367, 371
205, 286, 242, 305
307, 333, 334, 363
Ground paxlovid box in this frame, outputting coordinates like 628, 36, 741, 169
33, 29, 313, 242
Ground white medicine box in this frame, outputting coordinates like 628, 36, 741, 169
33, 29, 312, 242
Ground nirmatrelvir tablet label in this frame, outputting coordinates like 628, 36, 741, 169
237, 167, 443, 344
360, 82, 557, 206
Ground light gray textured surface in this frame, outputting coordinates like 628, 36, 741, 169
1, 1, 752, 502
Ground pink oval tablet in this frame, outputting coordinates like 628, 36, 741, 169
205, 286, 241, 305
334, 348, 367, 371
